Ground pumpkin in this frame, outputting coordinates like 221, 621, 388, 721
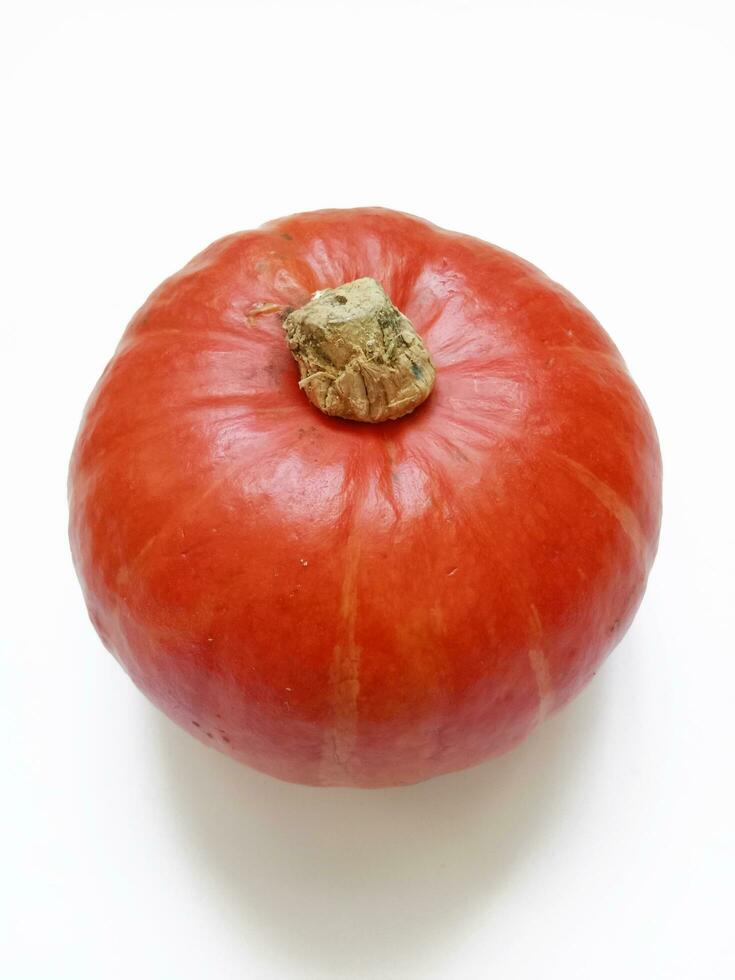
68, 208, 662, 787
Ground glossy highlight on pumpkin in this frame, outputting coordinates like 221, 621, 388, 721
68, 208, 662, 787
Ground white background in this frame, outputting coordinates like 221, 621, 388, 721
2, 1, 733, 977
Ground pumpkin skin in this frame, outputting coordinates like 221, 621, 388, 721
68, 208, 662, 787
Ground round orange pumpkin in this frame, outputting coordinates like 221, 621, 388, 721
68, 208, 662, 787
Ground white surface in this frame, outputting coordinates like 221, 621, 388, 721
2, 1, 733, 978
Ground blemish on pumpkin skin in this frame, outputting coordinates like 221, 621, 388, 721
249, 302, 282, 316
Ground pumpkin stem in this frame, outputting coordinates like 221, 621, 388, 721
282, 277, 435, 423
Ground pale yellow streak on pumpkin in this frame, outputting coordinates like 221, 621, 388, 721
319, 528, 362, 784
552, 452, 646, 558
527, 603, 554, 721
